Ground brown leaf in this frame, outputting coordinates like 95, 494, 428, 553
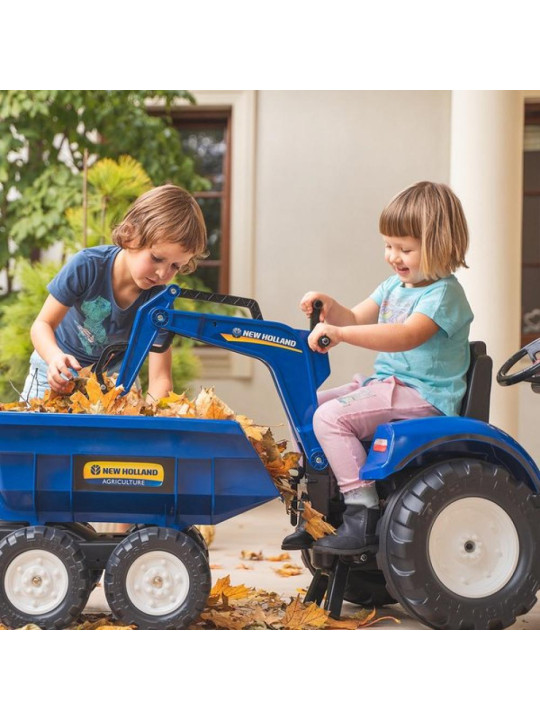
267, 552, 291, 562
199, 610, 253, 630
194, 387, 234, 420
240, 550, 264, 561
273, 563, 303, 577
302, 501, 336, 540
282, 597, 329, 630
209, 575, 252, 606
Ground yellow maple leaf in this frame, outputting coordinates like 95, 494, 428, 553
282, 596, 329, 630
209, 575, 252, 605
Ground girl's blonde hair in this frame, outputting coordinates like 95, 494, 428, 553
379, 181, 469, 279
112, 184, 208, 274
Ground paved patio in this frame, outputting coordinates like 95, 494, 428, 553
85, 498, 540, 630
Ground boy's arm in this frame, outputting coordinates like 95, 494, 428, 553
147, 347, 173, 402
309, 312, 439, 353
31, 295, 82, 391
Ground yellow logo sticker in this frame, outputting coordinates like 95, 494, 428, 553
83, 461, 164, 487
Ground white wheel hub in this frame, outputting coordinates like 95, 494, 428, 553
4, 550, 69, 614
428, 497, 520, 598
125, 551, 190, 615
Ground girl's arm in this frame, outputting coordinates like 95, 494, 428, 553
147, 347, 173, 401
31, 295, 82, 392
300, 292, 379, 326
309, 312, 439, 353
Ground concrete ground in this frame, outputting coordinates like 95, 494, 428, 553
85, 498, 540, 630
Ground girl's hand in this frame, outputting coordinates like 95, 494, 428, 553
299, 292, 333, 321
47, 352, 82, 393
308, 323, 343, 353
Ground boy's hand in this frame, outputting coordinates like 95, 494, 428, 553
308, 323, 342, 353
299, 292, 333, 321
47, 352, 82, 393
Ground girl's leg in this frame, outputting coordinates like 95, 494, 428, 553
316, 374, 367, 405
281, 374, 367, 550
313, 378, 440, 552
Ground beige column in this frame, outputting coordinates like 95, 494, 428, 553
450, 91, 524, 435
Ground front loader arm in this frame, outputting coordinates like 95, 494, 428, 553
116, 285, 331, 470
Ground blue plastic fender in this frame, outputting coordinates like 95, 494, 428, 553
361, 415, 540, 492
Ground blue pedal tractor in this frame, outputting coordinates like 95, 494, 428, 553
0, 285, 539, 630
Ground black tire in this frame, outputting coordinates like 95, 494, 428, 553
184, 526, 209, 560
0, 526, 92, 629
53, 522, 102, 590
300, 549, 395, 608
378, 459, 540, 629
104, 526, 211, 629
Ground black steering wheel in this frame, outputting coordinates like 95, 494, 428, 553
497, 338, 540, 386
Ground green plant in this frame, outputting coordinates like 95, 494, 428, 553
0, 259, 59, 399
0, 90, 208, 294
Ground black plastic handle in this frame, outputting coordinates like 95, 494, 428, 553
310, 298, 331, 349
310, 299, 324, 330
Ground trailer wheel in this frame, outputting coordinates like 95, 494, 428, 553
378, 459, 540, 629
184, 526, 209, 559
104, 527, 211, 629
300, 549, 395, 607
0, 526, 91, 629
54, 522, 102, 590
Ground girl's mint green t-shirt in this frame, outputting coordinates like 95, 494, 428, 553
369, 274, 473, 416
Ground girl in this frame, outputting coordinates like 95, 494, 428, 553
285, 181, 473, 554
22, 184, 207, 401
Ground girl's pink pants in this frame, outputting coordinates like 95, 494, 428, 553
313, 375, 440, 493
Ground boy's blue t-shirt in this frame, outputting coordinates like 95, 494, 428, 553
369, 274, 473, 416
48, 245, 166, 366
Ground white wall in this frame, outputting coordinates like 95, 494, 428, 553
206, 90, 452, 442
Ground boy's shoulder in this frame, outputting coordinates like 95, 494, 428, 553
70, 244, 120, 265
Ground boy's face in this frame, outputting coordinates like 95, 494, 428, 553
125, 241, 195, 289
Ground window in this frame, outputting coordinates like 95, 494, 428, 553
522, 103, 540, 346
172, 110, 231, 294
149, 91, 256, 378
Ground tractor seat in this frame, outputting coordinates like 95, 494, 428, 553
459, 340, 492, 422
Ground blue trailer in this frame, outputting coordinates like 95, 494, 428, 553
1, 285, 540, 630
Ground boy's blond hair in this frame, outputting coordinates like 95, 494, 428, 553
113, 184, 208, 274
379, 181, 469, 279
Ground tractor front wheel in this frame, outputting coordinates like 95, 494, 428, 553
378, 459, 539, 629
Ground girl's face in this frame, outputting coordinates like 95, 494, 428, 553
124, 241, 195, 290
383, 235, 429, 287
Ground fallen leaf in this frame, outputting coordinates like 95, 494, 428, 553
267, 553, 291, 562
240, 550, 264, 561
273, 563, 303, 577
282, 597, 329, 630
